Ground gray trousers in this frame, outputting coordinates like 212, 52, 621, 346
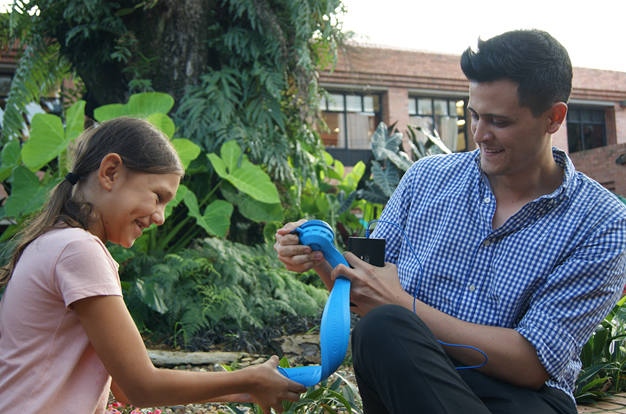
351, 305, 577, 414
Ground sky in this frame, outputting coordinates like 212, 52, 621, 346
0, 1, 623, 72
339, 0, 626, 72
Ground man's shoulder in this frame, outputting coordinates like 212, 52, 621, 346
569, 171, 626, 220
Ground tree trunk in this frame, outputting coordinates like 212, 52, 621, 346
127, 0, 214, 107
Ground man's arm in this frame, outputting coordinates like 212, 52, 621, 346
335, 253, 549, 389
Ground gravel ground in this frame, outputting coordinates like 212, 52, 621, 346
107, 362, 357, 414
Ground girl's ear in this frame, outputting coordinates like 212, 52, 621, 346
98, 153, 124, 191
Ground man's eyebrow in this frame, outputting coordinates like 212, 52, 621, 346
467, 106, 513, 119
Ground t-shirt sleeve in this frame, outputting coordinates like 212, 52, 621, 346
55, 236, 122, 308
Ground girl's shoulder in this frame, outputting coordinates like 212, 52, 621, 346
34, 227, 114, 264
40, 226, 102, 247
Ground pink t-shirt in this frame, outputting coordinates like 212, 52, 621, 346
0, 227, 121, 414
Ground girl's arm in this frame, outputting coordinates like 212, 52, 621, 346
72, 295, 305, 413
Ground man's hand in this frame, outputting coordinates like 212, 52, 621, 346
331, 252, 414, 316
274, 220, 334, 290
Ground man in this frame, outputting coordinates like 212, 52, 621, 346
275, 29, 626, 413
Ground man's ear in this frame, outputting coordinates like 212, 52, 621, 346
98, 153, 124, 191
546, 102, 568, 134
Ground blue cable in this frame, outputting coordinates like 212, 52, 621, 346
366, 219, 488, 370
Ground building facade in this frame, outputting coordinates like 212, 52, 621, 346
318, 44, 626, 197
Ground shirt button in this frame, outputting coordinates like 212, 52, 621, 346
483, 197, 491, 204
469, 285, 476, 292
484, 240, 491, 247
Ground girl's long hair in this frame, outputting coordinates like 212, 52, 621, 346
0, 117, 184, 287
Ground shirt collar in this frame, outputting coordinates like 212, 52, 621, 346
472, 147, 575, 202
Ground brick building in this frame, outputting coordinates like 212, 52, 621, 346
318, 44, 626, 197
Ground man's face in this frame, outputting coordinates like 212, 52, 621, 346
468, 79, 553, 180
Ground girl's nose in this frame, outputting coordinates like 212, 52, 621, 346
152, 209, 165, 226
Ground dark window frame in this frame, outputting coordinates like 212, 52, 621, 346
320, 91, 383, 166
408, 96, 468, 152
567, 106, 607, 153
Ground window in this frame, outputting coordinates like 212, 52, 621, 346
567, 107, 606, 153
319, 92, 382, 166
408, 97, 467, 152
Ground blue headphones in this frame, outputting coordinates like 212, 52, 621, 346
277, 220, 351, 386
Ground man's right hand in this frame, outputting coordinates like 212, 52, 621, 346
274, 220, 326, 273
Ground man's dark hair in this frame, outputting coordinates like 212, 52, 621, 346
460, 29, 573, 117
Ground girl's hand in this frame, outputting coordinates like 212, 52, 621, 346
274, 220, 325, 272
243, 356, 306, 413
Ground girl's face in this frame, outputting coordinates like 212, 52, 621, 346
94, 167, 180, 248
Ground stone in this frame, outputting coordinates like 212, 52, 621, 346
147, 350, 243, 367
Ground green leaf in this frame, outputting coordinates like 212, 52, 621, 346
171, 138, 201, 170
127, 92, 174, 116
94, 92, 174, 121
4, 166, 42, 218
0, 140, 21, 182
207, 153, 228, 177
93, 103, 126, 122
135, 278, 169, 313
220, 140, 242, 172
164, 183, 188, 219
147, 112, 176, 139
221, 182, 283, 222
26, 177, 62, 216
202, 200, 234, 238
184, 191, 233, 238
207, 141, 280, 204
22, 113, 66, 171
64, 100, 86, 142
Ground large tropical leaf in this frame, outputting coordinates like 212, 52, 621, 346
94, 92, 174, 121
171, 138, 201, 170
4, 167, 61, 218
220, 182, 283, 222
207, 140, 280, 204
64, 100, 86, 142
184, 191, 233, 238
21, 113, 66, 171
146, 112, 176, 139
0, 140, 21, 182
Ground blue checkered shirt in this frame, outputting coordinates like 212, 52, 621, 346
372, 147, 626, 401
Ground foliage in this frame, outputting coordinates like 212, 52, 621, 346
355, 122, 450, 209
1, 0, 349, 248
291, 122, 452, 249
3, 0, 347, 188
223, 357, 362, 414
575, 296, 626, 403
0, 98, 85, 241
116, 237, 328, 347
174, 0, 346, 187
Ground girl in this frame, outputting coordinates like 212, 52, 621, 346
0, 117, 305, 414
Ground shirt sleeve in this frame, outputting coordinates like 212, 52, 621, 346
55, 236, 122, 308
373, 160, 421, 264
516, 218, 626, 380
